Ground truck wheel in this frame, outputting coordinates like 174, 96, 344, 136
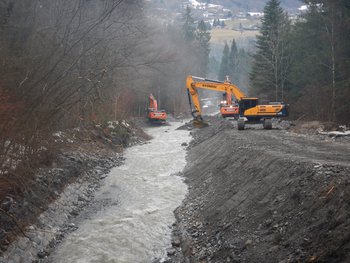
263, 119, 272, 129
237, 119, 245, 130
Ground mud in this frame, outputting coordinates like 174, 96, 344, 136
168, 116, 350, 263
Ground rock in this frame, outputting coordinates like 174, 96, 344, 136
172, 238, 181, 247
167, 248, 176, 256
230, 237, 241, 245
269, 245, 280, 253
181, 142, 188, 146
223, 223, 232, 229
230, 252, 240, 263
70, 210, 79, 217
238, 213, 245, 219
78, 195, 87, 202
198, 249, 206, 259
245, 239, 253, 246
1, 196, 14, 212
17, 238, 29, 250
37, 250, 48, 258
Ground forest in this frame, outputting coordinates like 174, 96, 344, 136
217, 0, 350, 124
0, 0, 209, 203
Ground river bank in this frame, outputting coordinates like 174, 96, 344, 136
168, 116, 350, 263
0, 120, 150, 262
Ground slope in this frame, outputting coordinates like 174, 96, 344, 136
169, 117, 350, 262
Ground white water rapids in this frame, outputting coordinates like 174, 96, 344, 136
50, 122, 190, 263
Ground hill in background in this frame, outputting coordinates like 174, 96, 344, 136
210, 0, 301, 11
149, 0, 302, 12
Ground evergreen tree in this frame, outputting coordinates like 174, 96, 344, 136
221, 20, 226, 28
182, 6, 196, 43
239, 22, 243, 32
228, 38, 239, 83
288, 0, 350, 122
235, 48, 252, 91
218, 42, 230, 81
250, 0, 291, 101
208, 56, 219, 76
206, 22, 212, 30
196, 20, 211, 76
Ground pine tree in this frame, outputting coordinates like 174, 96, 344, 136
239, 22, 243, 32
228, 38, 238, 83
206, 22, 212, 30
236, 48, 251, 90
221, 20, 226, 28
288, 0, 350, 122
208, 56, 219, 76
182, 6, 196, 43
250, 0, 291, 101
218, 42, 230, 81
196, 20, 211, 76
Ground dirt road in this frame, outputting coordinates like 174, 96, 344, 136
169, 117, 350, 263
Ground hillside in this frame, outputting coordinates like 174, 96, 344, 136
210, 0, 301, 10
150, 0, 302, 12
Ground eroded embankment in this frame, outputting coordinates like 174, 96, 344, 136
0, 120, 150, 262
170, 118, 350, 263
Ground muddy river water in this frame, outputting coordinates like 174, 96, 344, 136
50, 122, 190, 263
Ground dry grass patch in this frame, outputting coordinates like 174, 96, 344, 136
210, 28, 258, 43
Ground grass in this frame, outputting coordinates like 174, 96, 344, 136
210, 28, 258, 43
210, 18, 260, 43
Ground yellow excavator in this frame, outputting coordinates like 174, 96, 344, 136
186, 75, 288, 130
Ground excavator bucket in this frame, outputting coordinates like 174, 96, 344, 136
191, 117, 209, 128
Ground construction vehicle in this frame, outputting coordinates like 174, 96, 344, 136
147, 94, 167, 123
219, 91, 239, 118
186, 75, 288, 130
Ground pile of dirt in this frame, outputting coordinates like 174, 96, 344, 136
168, 117, 350, 263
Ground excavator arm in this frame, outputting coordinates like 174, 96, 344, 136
186, 75, 246, 99
186, 75, 249, 120
148, 93, 167, 123
223, 91, 233, 105
149, 94, 158, 111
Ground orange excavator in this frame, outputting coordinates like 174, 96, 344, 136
186, 75, 288, 130
220, 91, 239, 118
147, 94, 167, 123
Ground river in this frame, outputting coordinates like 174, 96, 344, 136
49, 121, 190, 263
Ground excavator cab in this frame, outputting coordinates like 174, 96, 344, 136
220, 92, 239, 118
238, 98, 259, 117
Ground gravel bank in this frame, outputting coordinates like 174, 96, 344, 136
168, 116, 350, 263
